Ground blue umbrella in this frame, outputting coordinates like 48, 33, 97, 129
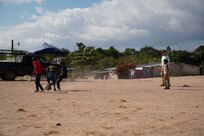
34, 42, 66, 55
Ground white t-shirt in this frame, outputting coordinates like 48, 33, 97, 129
161, 55, 170, 67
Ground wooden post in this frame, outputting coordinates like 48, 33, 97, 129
11, 39, 14, 53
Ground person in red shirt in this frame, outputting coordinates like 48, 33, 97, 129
32, 57, 44, 92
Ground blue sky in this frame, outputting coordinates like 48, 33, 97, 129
0, 0, 102, 26
0, 0, 204, 52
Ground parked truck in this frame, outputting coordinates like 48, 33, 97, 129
0, 54, 59, 81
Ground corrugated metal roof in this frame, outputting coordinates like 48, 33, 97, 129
137, 63, 161, 68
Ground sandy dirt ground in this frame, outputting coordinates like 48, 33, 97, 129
0, 76, 204, 136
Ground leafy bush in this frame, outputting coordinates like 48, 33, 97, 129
116, 61, 136, 79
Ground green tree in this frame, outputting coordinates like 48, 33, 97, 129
194, 45, 204, 62
97, 57, 118, 69
171, 50, 200, 66
76, 42, 86, 51
140, 46, 160, 58
70, 43, 99, 76
107, 46, 120, 58
61, 48, 70, 54
96, 47, 109, 58
0, 54, 6, 60
137, 46, 160, 63
123, 48, 136, 56
166, 46, 172, 57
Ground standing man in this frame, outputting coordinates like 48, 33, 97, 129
160, 50, 170, 86
32, 57, 44, 92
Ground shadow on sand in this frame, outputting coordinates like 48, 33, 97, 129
39, 89, 92, 94
171, 85, 203, 91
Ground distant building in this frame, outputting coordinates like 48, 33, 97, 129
135, 62, 200, 78
91, 67, 117, 80
89, 63, 200, 80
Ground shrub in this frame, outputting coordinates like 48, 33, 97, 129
116, 61, 136, 79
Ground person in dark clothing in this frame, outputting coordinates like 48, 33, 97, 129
56, 61, 67, 90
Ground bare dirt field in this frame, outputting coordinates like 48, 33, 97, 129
0, 76, 204, 136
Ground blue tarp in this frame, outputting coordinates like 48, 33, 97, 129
34, 42, 66, 55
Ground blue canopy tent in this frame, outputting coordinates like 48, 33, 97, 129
34, 42, 66, 56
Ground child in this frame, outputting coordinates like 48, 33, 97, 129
46, 65, 57, 91
163, 59, 170, 90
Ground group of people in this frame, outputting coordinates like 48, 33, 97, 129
32, 57, 67, 92
32, 50, 170, 92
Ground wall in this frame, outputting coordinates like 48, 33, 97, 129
135, 62, 200, 78
170, 63, 200, 76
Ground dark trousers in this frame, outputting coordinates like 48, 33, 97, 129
56, 75, 63, 89
35, 74, 43, 91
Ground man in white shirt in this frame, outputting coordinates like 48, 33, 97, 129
160, 50, 170, 86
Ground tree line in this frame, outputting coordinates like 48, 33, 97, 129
1, 42, 203, 76
63, 43, 204, 71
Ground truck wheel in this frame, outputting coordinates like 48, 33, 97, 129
4, 71, 16, 81
0, 75, 6, 80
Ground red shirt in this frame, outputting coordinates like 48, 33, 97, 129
32, 60, 43, 74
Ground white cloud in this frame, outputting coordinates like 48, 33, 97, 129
80, 25, 151, 41
0, 0, 204, 51
0, 0, 44, 4
164, 18, 183, 32
35, 7, 44, 14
